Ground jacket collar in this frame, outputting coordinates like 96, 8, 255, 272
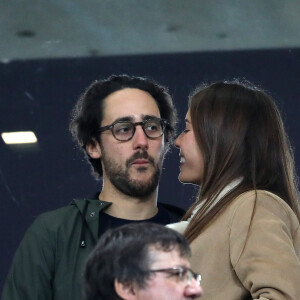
72, 198, 112, 243
72, 198, 112, 213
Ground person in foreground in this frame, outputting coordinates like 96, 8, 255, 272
84, 222, 203, 300
168, 80, 300, 299
1, 75, 185, 300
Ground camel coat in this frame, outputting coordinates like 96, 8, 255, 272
190, 190, 300, 300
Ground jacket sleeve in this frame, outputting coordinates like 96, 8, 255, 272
229, 192, 300, 300
1, 215, 55, 300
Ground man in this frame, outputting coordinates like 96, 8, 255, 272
84, 223, 203, 300
1, 75, 185, 300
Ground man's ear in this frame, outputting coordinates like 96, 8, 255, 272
114, 280, 137, 300
86, 141, 102, 159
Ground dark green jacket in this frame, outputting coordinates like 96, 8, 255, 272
1, 199, 185, 300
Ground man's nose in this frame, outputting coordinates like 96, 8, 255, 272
132, 125, 149, 150
184, 278, 203, 298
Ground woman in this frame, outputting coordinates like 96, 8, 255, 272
169, 80, 300, 299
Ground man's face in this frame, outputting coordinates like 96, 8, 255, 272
99, 88, 165, 197
133, 248, 203, 300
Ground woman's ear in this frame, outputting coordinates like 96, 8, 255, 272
86, 141, 102, 159
114, 280, 137, 300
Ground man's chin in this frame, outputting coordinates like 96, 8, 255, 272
128, 169, 158, 186
129, 174, 154, 185
109, 166, 161, 198
129, 165, 154, 176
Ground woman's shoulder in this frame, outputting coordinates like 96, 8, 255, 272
228, 190, 299, 230
232, 190, 292, 210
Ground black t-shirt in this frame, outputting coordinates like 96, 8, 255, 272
98, 207, 172, 237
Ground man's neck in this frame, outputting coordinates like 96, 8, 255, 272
98, 182, 158, 220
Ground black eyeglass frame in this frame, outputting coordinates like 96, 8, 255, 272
98, 118, 169, 141
148, 266, 201, 285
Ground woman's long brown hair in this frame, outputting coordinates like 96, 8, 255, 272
183, 80, 300, 243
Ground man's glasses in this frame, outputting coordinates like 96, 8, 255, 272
98, 118, 168, 141
148, 266, 201, 286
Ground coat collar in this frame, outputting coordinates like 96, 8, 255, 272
167, 178, 243, 234
72, 198, 112, 243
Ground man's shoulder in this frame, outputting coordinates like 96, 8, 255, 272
28, 202, 76, 231
158, 202, 186, 221
32, 198, 106, 228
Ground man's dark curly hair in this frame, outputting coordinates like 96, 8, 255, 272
69, 74, 177, 179
84, 223, 191, 300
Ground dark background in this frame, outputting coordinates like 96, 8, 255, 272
0, 48, 299, 291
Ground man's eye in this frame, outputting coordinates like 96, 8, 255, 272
145, 122, 160, 132
147, 125, 159, 131
167, 270, 181, 278
114, 124, 132, 134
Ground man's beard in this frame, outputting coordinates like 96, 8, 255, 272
101, 149, 162, 198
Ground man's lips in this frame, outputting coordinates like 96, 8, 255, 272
126, 151, 155, 167
131, 159, 149, 165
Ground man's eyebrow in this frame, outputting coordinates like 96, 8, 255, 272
113, 115, 160, 123
142, 115, 161, 121
113, 116, 133, 123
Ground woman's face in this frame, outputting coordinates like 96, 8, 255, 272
174, 109, 204, 185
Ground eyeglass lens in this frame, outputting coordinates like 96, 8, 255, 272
175, 268, 201, 285
113, 119, 163, 140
